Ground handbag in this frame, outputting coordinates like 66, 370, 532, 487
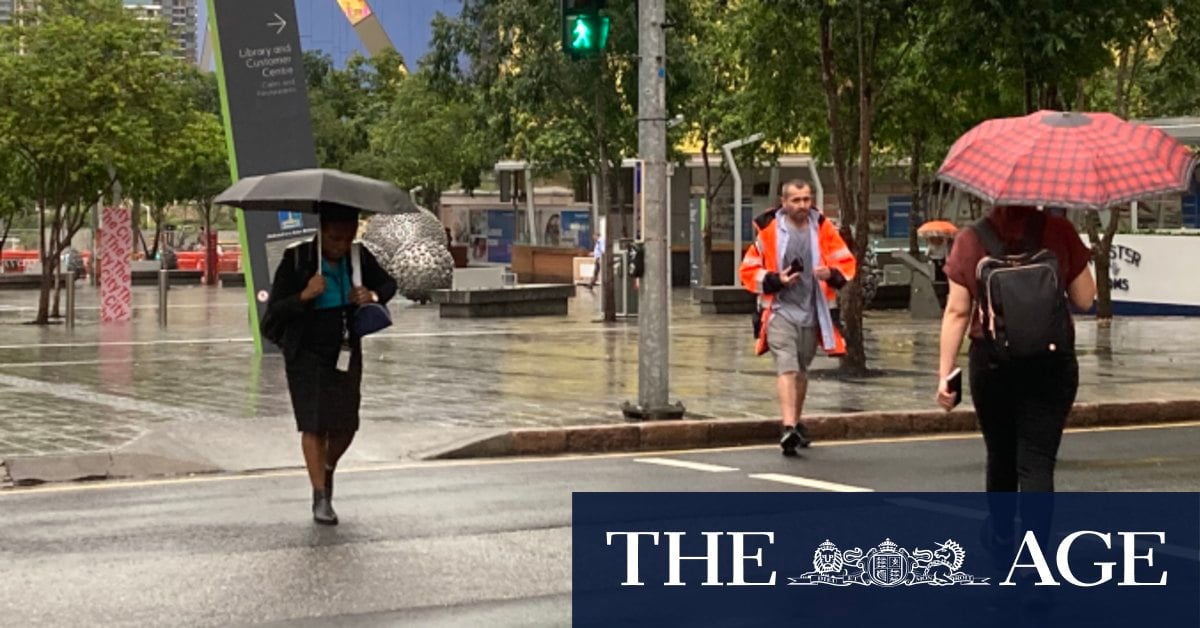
350, 242, 392, 337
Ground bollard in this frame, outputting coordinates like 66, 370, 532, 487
65, 272, 76, 329
158, 268, 169, 327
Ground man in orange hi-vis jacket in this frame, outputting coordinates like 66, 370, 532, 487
740, 180, 857, 456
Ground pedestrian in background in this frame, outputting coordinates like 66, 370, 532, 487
588, 233, 605, 289
740, 180, 857, 456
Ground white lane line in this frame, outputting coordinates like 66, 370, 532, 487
635, 458, 739, 473
748, 473, 874, 492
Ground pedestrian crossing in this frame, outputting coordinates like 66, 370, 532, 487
635, 451, 875, 492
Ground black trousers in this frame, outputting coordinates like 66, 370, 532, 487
969, 341, 1079, 493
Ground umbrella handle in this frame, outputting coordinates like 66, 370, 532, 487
315, 222, 322, 275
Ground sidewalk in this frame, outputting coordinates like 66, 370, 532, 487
1, 283, 1198, 483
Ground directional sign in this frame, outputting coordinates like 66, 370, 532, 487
267, 13, 287, 35
208, 0, 319, 353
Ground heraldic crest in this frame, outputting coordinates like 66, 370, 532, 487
789, 538, 989, 587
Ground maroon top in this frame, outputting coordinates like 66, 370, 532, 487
944, 207, 1092, 339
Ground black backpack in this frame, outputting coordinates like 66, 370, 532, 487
260, 240, 316, 348
972, 212, 1073, 361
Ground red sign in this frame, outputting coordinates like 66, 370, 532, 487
100, 206, 132, 323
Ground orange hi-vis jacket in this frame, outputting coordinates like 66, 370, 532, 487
739, 208, 858, 357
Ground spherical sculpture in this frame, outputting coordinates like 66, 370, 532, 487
361, 207, 454, 303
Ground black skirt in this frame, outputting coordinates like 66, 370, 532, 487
285, 308, 363, 434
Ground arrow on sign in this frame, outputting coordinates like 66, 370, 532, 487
267, 13, 287, 35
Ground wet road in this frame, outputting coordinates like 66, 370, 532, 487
1, 423, 1196, 626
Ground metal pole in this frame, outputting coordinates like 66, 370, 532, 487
768, 165, 780, 206
158, 266, 169, 327
722, 144, 742, 283
525, 167, 536, 246
666, 164, 673, 320
66, 270, 76, 329
721, 133, 764, 282
625, 0, 681, 420
808, 159, 825, 211
591, 173, 600, 249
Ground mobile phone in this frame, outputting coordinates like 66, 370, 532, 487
945, 367, 962, 408
788, 259, 803, 275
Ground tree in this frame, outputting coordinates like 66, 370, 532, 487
671, 0, 756, 286
0, 144, 33, 256
1143, 1, 1200, 116
872, 0, 1028, 254
736, 0, 921, 374
429, 0, 649, 321
0, 0, 187, 324
934, 0, 1174, 324
305, 49, 408, 176
367, 74, 485, 209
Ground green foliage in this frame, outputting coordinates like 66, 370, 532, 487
426, 0, 640, 177
0, 0, 199, 322
1142, 1, 1200, 116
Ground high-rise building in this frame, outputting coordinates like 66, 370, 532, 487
124, 0, 198, 65
0, 0, 29, 25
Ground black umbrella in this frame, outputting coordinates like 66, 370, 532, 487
215, 168, 418, 215
214, 167, 419, 255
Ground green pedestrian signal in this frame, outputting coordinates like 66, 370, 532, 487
561, 1, 610, 59
571, 17, 593, 50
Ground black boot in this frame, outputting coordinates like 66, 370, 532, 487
312, 489, 338, 526
324, 465, 335, 500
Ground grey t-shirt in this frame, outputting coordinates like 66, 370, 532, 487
774, 215, 817, 328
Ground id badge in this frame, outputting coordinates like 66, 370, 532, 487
336, 345, 352, 372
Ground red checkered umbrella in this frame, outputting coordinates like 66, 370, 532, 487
936, 110, 1198, 210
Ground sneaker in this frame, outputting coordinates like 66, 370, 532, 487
796, 423, 813, 448
780, 427, 802, 457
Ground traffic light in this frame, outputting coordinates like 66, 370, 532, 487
562, 0, 610, 59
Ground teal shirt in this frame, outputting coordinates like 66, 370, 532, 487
315, 257, 351, 310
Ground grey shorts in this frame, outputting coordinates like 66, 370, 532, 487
766, 315, 818, 375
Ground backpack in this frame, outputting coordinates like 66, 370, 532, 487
972, 212, 1073, 361
260, 240, 316, 348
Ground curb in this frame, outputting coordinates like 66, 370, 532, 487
425, 399, 1200, 460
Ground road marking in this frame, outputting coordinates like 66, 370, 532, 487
747, 473, 874, 492
634, 457, 738, 473
3, 422, 1197, 497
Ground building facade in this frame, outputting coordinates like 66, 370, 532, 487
124, 0, 198, 65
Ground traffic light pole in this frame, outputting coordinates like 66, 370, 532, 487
623, 0, 684, 421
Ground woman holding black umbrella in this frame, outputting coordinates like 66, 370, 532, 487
264, 203, 397, 525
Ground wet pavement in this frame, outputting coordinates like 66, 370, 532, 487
0, 283, 1197, 466
1, 424, 1197, 626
